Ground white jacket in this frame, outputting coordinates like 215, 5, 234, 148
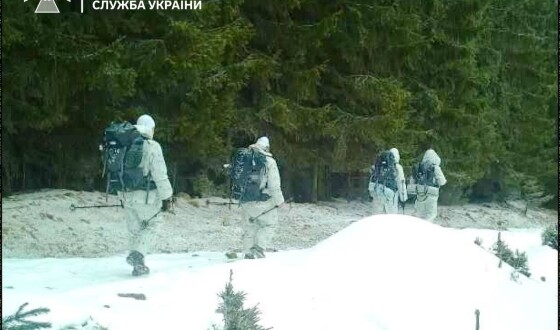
409, 149, 446, 196
135, 124, 173, 201
249, 144, 285, 207
390, 148, 408, 202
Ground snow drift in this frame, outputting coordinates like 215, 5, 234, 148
2, 214, 557, 330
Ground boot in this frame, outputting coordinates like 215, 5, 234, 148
132, 264, 150, 276
250, 245, 265, 259
244, 252, 255, 259
126, 250, 150, 276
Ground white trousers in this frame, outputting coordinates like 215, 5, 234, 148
370, 184, 399, 215
241, 201, 278, 254
414, 187, 440, 221
120, 190, 164, 256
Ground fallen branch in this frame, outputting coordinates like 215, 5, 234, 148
117, 293, 146, 300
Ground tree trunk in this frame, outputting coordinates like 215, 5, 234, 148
282, 165, 292, 201
346, 172, 351, 199
311, 164, 318, 203
317, 165, 329, 201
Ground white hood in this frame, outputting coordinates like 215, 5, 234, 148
135, 124, 154, 140
250, 143, 272, 157
422, 149, 441, 166
389, 148, 400, 163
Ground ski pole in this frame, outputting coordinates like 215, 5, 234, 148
206, 200, 238, 206
399, 200, 406, 215
70, 200, 124, 211
140, 210, 162, 229
249, 197, 293, 223
140, 199, 177, 229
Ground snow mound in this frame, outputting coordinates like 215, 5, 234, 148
300, 215, 556, 330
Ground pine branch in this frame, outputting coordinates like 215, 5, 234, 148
2, 303, 52, 330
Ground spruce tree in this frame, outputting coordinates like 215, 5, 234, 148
541, 224, 558, 250
216, 270, 271, 330
492, 232, 531, 278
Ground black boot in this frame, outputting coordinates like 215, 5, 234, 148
126, 250, 150, 276
132, 264, 150, 276
250, 245, 265, 259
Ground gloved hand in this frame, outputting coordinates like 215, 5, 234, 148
259, 193, 271, 202
161, 198, 172, 212
140, 220, 150, 230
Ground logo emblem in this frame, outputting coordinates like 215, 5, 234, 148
24, 0, 72, 14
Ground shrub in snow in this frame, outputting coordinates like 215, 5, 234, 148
192, 175, 212, 198
492, 232, 513, 263
59, 317, 109, 330
492, 232, 531, 277
192, 174, 228, 198
510, 249, 531, 277
1, 303, 51, 330
215, 270, 271, 330
541, 223, 558, 250
474, 237, 483, 246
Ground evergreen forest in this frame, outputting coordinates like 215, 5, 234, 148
2, 0, 557, 205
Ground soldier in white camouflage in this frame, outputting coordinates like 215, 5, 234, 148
121, 114, 173, 276
240, 137, 285, 259
410, 148, 447, 221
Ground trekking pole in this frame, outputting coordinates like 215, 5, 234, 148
70, 200, 124, 211
248, 197, 294, 223
399, 199, 406, 215
140, 209, 162, 229
206, 200, 238, 206
223, 163, 233, 210
145, 178, 150, 205
139, 198, 177, 229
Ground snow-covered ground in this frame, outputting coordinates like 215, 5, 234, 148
2, 190, 558, 329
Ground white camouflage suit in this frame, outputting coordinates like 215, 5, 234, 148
411, 149, 447, 221
119, 120, 173, 258
368, 148, 408, 214
241, 138, 285, 257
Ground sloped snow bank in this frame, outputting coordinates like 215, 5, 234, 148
3, 215, 557, 330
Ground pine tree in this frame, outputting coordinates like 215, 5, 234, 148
492, 232, 531, 278
216, 270, 271, 330
541, 224, 558, 250
2, 0, 556, 202
510, 249, 531, 278
492, 232, 513, 264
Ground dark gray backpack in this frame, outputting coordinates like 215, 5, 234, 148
102, 122, 146, 194
370, 150, 398, 191
230, 148, 268, 202
414, 161, 438, 187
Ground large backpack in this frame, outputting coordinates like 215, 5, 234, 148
414, 161, 438, 187
102, 122, 147, 194
370, 150, 398, 191
229, 147, 268, 203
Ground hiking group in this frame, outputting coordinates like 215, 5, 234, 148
100, 114, 446, 276
368, 147, 447, 220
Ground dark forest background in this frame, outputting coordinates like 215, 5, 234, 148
2, 0, 557, 206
